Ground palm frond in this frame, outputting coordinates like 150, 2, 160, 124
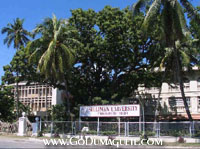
175, 1, 189, 36
180, 50, 190, 66
180, 0, 200, 23
131, 0, 149, 16
159, 47, 173, 69
142, 0, 161, 30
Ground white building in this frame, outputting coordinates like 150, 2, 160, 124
137, 67, 200, 120
11, 81, 64, 117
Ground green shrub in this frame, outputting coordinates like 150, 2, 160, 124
38, 131, 43, 137
86, 130, 97, 135
129, 131, 142, 136
101, 131, 116, 136
194, 131, 200, 137
161, 130, 189, 137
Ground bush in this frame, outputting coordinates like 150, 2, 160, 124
101, 131, 116, 136
146, 131, 156, 136
38, 131, 43, 137
163, 130, 188, 137
194, 131, 200, 137
129, 131, 142, 136
86, 130, 97, 135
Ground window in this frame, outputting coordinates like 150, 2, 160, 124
186, 98, 190, 106
198, 97, 200, 106
169, 97, 190, 107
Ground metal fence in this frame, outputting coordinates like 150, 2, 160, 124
40, 121, 200, 138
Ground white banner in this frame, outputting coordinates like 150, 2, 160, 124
80, 104, 140, 117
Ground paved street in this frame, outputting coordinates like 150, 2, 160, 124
0, 136, 44, 148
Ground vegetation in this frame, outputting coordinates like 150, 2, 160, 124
131, 0, 200, 121
1, 18, 32, 118
1, 1, 200, 122
26, 15, 80, 120
0, 86, 30, 122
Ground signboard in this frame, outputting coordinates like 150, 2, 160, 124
80, 104, 140, 117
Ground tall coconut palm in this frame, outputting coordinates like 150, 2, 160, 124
27, 15, 79, 120
132, 0, 200, 121
1, 18, 32, 118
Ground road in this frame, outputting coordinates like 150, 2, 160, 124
0, 136, 44, 148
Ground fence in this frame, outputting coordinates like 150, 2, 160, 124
40, 121, 200, 138
0, 121, 32, 135
0, 121, 18, 134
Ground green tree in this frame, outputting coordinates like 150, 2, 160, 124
67, 7, 161, 119
132, 0, 200, 121
27, 15, 80, 120
51, 105, 67, 121
1, 18, 32, 118
2, 47, 42, 85
0, 86, 15, 122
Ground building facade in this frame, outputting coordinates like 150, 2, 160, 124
137, 67, 200, 120
11, 82, 64, 117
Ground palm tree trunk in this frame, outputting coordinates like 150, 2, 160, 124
16, 71, 19, 118
154, 72, 166, 122
64, 80, 70, 120
153, 72, 166, 132
174, 46, 193, 121
16, 50, 19, 118
45, 84, 48, 121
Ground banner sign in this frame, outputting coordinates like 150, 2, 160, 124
80, 104, 140, 117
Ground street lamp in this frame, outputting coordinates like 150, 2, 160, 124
136, 95, 145, 136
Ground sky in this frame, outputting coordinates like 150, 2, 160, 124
0, 0, 199, 80
0, 0, 136, 79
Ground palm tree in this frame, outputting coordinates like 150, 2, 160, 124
132, 0, 200, 121
1, 18, 32, 118
27, 15, 79, 120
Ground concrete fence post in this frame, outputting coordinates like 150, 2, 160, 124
158, 122, 160, 137
125, 122, 127, 136
118, 117, 120, 136
50, 121, 53, 137
189, 121, 194, 138
127, 122, 129, 136
97, 118, 100, 136
192, 121, 195, 137
39, 118, 42, 132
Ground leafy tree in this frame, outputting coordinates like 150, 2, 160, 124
27, 15, 80, 120
0, 85, 31, 122
51, 105, 67, 121
2, 47, 42, 85
67, 7, 161, 119
1, 18, 32, 118
132, 0, 200, 121
0, 86, 15, 122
